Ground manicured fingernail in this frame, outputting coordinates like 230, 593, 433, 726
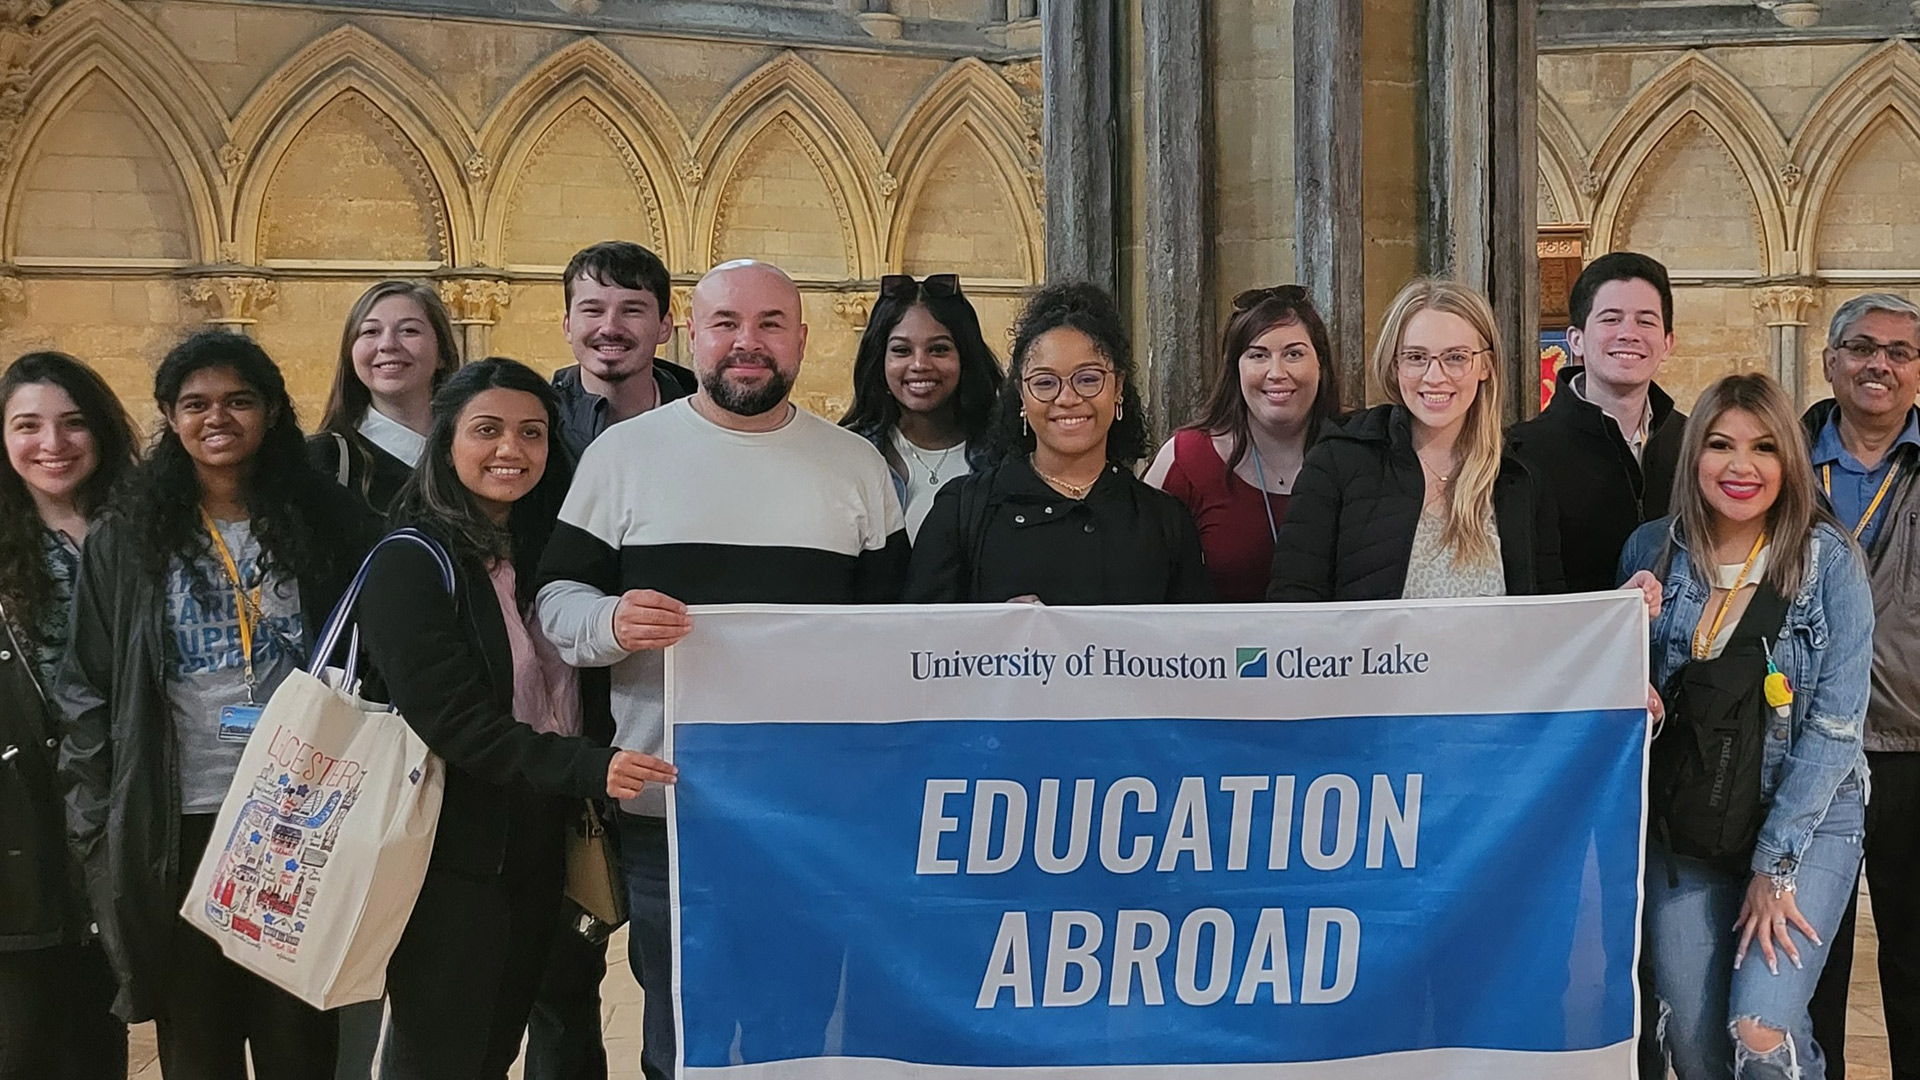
1791, 955, 1803, 970
1812, 936, 1824, 947
1733, 955, 1744, 970
1768, 960, 1778, 975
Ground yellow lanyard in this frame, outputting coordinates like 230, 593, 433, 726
1822, 461, 1901, 542
1692, 530, 1767, 660
200, 509, 263, 698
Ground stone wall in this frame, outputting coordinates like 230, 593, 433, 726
0, 0, 1043, 427
1538, 37, 1920, 410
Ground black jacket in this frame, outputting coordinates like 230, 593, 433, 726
54, 495, 370, 1021
0, 601, 80, 951
307, 427, 414, 514
552, 361, 696, 466
903, 456, 1213, 604
354, 533, 616, 879
1506, 365, 1684, 593
1267, 404, 1565, 601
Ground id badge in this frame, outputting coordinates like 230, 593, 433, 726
218, 703, 265, 743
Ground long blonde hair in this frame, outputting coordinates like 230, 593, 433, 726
1670, 373, 1835, 595
1369, 279, 1507, 567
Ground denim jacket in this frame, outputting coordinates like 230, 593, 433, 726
1617, 517, 1873, 885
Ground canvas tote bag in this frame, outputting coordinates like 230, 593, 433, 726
180, 529, 453, 1009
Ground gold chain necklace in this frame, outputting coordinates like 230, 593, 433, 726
1030, 455, 1100, 499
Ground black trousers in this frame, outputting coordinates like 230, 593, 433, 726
383, 817, 565, 1080
157, 814, 338, 1080
0, 940, 125, 1080
521, 906, 609, 1080
1812, 750, 1920, 1080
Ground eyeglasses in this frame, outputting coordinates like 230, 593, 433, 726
1232, 284, 1309, 312
879, 274, 961, 302
1836, 336, 1919, 367
1022, 366, 1112, 402
1395, 348, 1489, 376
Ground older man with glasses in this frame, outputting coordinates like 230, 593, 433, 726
1804, 292, 1920, 1080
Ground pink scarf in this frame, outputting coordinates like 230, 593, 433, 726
488, 560, 580, 736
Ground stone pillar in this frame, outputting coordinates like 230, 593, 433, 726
182, 274, 278, 336
1042, 0, 1120, 297
1429, 0, 1539, 421
1142, 0, 1213, 432
1754, 284, 1819, 407
436, 276, 513, 361
1293, 0, 1366, 404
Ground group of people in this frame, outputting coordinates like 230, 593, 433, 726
0, 236, 1910, 1080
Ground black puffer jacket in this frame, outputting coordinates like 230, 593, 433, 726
0, 602, 81, 952
1267, 404, 1565, 601
1507, 365, 1685, 593
54, 497, 369, 1021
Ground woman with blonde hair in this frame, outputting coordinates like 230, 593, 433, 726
1619, 372, 1870, 1080
1267, 278, 1564, 600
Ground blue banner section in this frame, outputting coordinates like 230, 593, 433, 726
672, 710, 1645, 1069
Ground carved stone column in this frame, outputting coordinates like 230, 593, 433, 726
436, 277, 513, 362
1142, 0, 1212, 435
1042, 0, 1120, 297
0, 1, 50, 170
1754, 284, 1819, 406
1294, 0, 1366, 405
183, 275, 278, 335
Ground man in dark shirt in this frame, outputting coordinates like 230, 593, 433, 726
526, 240, 691, 1080
1509, 251, 1687, 592
550, 241, 696, 463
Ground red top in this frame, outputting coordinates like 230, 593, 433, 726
1158, 428, 1290, 602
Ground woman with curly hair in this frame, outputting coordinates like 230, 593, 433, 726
0, 351, 135, 1079
55, 331, 373, 1079
903, 281, 1210, 604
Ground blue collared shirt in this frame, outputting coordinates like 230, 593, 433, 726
1812, 406, 1920, 549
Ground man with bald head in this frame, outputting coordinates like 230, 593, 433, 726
536, 259, 907, 1079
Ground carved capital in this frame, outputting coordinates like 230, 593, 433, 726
0, 269, 24, 329
670, 284, 693, 324
1753, 285, 1818, 327
437, 277, 513, 326
183, 275, 278, 329
0, 0, 49, 170
831, 290, 872, 328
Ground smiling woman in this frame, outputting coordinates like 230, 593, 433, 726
53, 331, 375, 1075
902, 282, 1210, 605
308, 281, 463, 513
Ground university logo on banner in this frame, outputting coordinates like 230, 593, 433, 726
666, 595, 1650, 1079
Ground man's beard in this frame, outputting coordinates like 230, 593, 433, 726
702, 352, 794, 417
581, 335, 640, 382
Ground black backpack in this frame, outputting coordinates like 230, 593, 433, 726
1648, 564, 1791, 875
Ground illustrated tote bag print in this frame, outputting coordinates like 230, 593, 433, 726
181, 529, 453, 1010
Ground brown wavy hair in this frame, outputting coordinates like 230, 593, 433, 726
1186, 285, 1342, 470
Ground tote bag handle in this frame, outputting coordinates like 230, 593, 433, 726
309, 528, 456, 681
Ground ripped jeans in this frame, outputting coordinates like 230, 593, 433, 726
1645, 781, 1866, 1080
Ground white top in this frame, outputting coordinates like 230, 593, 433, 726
892, 428, 972, 540
358, 405, 427, 467
1700, 545, 1773, 660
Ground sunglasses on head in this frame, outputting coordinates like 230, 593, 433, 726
1232, 284, 1309, 312
879, 273, 962, 302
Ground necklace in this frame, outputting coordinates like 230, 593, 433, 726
1692, 530, 1767, 660
898, 432, 959, 484
1030, 455, 1101, 499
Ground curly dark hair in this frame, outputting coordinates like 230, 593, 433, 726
0, 352, 137, 640
985, 281, 1149, 466
110, 330, 344, 602
838, 280, 1004, 460
388, 358, 573, 605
